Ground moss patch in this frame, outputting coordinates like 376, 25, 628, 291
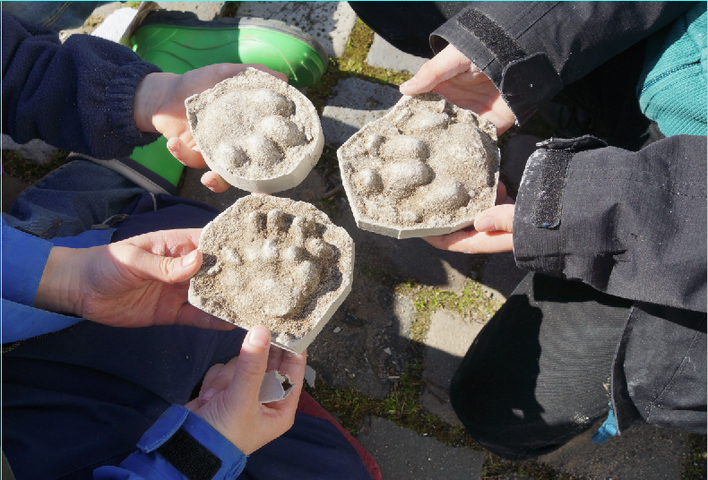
483, 454, 584, 480
2, 150, 68, 183
305, 19, 412, 115
684, 434, 707, 480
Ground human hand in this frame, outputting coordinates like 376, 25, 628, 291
133, 63, 288, 192
34, 228, 233, 330
400, 44, 516, 135
185, 326, 306, 455
424, 182, 515, 254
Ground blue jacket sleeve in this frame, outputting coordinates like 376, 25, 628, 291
93, 406, 248, 480
1, 219, 115, 343
1, 11, 162, 159
1, 219, 86, 343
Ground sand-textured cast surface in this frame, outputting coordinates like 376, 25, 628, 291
189, 194, 354, 353
337, 92, 500, 239
186, 68, 324, 193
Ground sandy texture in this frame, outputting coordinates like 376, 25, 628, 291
186, 68, 324, 193
188, 194, 354, 353
337, 92, 500, 238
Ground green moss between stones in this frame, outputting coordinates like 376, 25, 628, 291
684, 434, 707, 480
2, 149, 68, 183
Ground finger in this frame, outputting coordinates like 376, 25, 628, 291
197, 363, 227, 406
261, 348, 306, 413
199, 359, 240, 406
266, 344, 285, 373
114, 244, 203, 284
496, 182, 508, 204
474, 204, 515, 233
123, 229, 202, 257
166, 137, 207, 169
400, 45, 470, 95
424, 229, 514, 254
201, 171, 231, 193
202, 363, 227, 393
224, 326, 272, 407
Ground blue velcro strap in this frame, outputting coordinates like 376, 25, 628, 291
137, 405, 191, 452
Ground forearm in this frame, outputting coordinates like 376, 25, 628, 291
431, 2, 695, 124
513, 135, 707, 311
34, 246, 84, 316
1, 12, 162, 158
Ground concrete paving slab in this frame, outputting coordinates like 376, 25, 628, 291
357, 416, 485, 480
308, 276, 415, 398
422, 310, 484, 426
538, 421, 689, 480
321, 77, 401, 147
367, 34, 427, 74
236, 1, 356, 58
156, 1, 225, 20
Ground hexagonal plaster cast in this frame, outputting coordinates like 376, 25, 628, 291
188, 194, 354, 354
337, 92, 501, 239
186, 68, 324, 194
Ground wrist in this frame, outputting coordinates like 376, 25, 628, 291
35, 247, 83, 316
133, 72, 178, 133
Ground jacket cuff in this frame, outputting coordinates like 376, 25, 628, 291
126, 405, 247, 480
1, 221, 53, 306
431, 8, 563, 125
513, 136, 608, 274
105, 61, 163, 149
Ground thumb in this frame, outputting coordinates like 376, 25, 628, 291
473, 204, 515, 233
122, 246, 203, 284
226, 326, 271, 405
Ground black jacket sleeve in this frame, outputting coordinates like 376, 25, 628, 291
513, 135, 707, 313
431, 2, 696, 124
1, 12, 161, 159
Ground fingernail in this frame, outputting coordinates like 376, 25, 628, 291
248, 326, 270, 347
474, 216, 495, 232
200, 388, 215, 405
182, 250, 199, 267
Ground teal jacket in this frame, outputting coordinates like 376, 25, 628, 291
639, 3, 707, 136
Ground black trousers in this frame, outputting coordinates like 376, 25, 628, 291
450, 273, 632, 460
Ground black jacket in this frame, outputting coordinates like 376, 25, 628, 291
434, 2, 706, 434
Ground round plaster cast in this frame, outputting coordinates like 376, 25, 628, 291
337, 92, 501, 239
186, 68, 325, 194
188, 194, 354, 354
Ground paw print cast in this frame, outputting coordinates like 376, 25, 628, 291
187, 68, 324, 194
189, 195, 354, 354
338, 92, 501, 239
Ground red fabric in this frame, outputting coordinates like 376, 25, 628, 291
297, 391, 382, 480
